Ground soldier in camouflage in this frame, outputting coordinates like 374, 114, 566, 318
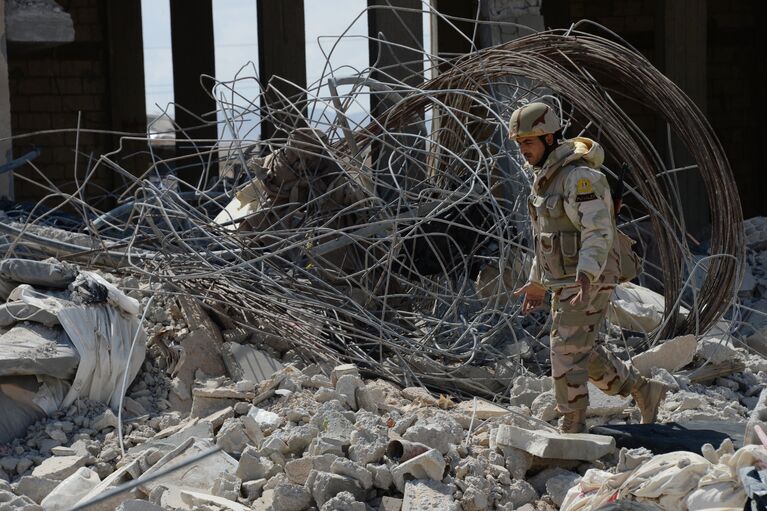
509, 102, 669, 433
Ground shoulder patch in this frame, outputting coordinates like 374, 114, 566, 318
576, 178, 593, 194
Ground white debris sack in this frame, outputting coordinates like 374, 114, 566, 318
12, 271, 146, 411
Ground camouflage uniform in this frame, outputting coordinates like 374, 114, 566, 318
526, 137, 641, 414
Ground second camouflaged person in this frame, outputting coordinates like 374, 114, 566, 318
509, 102, 669, 433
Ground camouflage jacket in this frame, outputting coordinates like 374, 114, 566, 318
526, 137, 620, 289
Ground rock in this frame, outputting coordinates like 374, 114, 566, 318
509, 375, 552, 408
330, 457, 373, 490
284, 424, 319, 455
242, 479, 267, 501
495, 424, 615, 461
179, 490, 251, 511
401, 387, 439, 405
696, 337, 738, 365
499, 446, 533, 480
320, 491, 366, 511
115, 500, 165, 511
50, 446, 76, 456
401, 480, 458, 510
355, 386, 378, 413
531, 392, 558, 421
455, 398, 509, 419
391, 448, 446, 491
221, 342, 283, 383
460, 485, 488, 511
744, 216, 767, 250
211, 471, 241, 502
271, 483, 312, 511
505, 479, 538, 508
234, 402, 252, 415
237, 446, 280, 481
336, 374, 364, 410
91, 409, 119, 431
190, 395, 237, 419
0, 457, 18, 472
40, 467, 101, 511
201, 406, 235, 430
331, 364, 360, 386
0, 489, 41, 511
381, 496, 403, 511
15, 458, 33, 475
367, 463, 393, 490
308, 470, 365, 508
315, 387, 339, 402
632, 335, 697, 376
586, 383, 632, 417
245, 407, 282, 432
31, 455, 87, 480
402, 411, 463, 454
608, 282, 667, 332
14, 475, 60, 503
348, 428, 386, 465
216, 418, 255, 456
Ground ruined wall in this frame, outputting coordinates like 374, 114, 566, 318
7, 0, 113, 208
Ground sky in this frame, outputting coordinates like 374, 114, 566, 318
141, 0, 430, 139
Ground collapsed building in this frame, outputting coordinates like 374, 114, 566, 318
1, 2, 767, 511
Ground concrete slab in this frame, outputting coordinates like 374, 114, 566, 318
455, 398, 509, 419
496, 424, 615, 461
221, 342, 283, 383
0, 323, 78, 379
632, 335, 697, 376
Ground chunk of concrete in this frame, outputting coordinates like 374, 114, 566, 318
696, 337, 738, 365
495, 424, 615, 461
381, 496, 403, 511
40, 467, 100, 511
308, 471, 364, 508
14, 475, 60, 503
330, 364, 359, 386
179, 490, 251, 511
632, 335, 697, 376
456, 398, 510, 419
271, 483, 312, 511
32, 455, 87, 480
391, 449, 446, 492
587, 383, 632, 417
330, 458, 372, 490
335, 374, 364, 411
509, 375, 552, 408
221, 342, 283, 384
115, 500, 164, 511
402, 480, 458, 510
237, 446, 280, 481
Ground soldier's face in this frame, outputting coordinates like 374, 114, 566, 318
516, 135, 546, 166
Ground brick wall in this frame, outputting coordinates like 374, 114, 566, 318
7, 0, 114, 209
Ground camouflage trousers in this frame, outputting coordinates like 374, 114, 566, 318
550, 285, 640, 413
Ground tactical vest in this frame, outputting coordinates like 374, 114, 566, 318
528, 164, 632, 287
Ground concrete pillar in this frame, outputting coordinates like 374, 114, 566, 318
0, 0, 13, 200
433, 0, 477, 64
478, 0, 543, 47
106, 0, 147, 182
170, 0, 218, 184
660, 0, 710, 242
257, 0, 307, 141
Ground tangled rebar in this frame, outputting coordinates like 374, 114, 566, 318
0, 10, 744, 399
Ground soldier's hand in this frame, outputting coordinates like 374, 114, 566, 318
570, 273, 592, 305
513, 281, 546, 314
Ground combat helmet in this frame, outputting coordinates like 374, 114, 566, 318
508, 102, 561, 140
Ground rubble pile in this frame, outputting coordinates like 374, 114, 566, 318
0, 247, 764, 510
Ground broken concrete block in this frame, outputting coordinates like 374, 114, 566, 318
242, 478, 267, 501
32, 455, 87, 480
245, 407, 282, 432
348, 428, 386, 465
632, 335, 697, 376
455, 398, 510, 419
391, 449, 446, 492
271, 482, 312, 511
586, 383, 632, 417
495, 424, 615, 461
216, 417, 253, 456
211, 471, 241, 502
381, 496, 403, 511
320, 491, 366, 511
335, 374, 364, 410
190, 395, 237, 419
330, 457, 373, 490
696, 337, 738, 365
40, 467, 100, 511
308, 470, 365, 508
401, 387, 438, 405
237, 446, 279, 481
14, 475, 60, 503
509, 375, 552, 408
608, 282, 667, 333
367, 463, 393, 490
546, 471, 582, 507
401, 480, 458, 510
402, 412, 464, 454
330, 364, 359, 386
91, 409, 119, 431
221, 342, 283, 383
531, 391, 558, 422
180, 490, 251, 511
